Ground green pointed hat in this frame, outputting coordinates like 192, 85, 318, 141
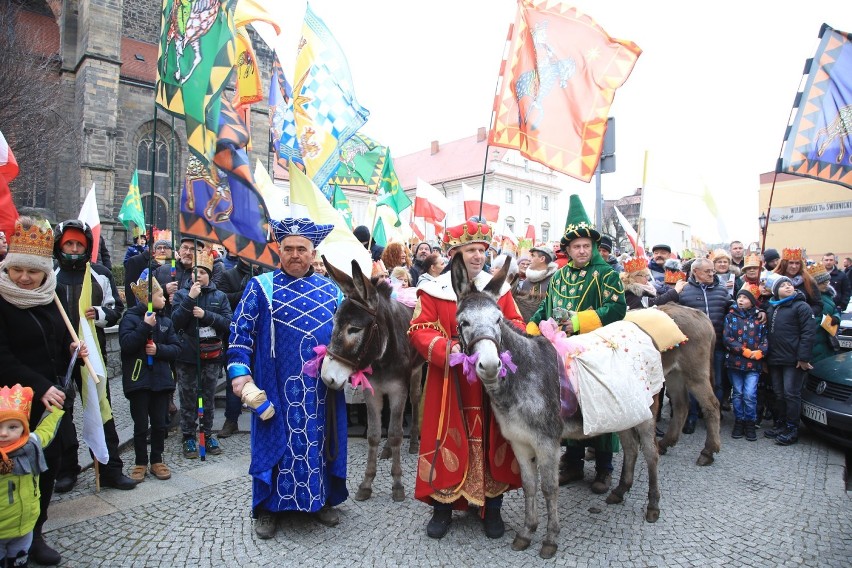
560, 194, 600, 248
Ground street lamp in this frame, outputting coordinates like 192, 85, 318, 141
758, 212, 767, 250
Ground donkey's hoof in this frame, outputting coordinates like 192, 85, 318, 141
657, 444, 669, 455
408, 443, 419, 455
511, 536, 531, 551
605, 492, 624, 505
696, 453, 714, 466
645, 507, 660, 523
391, 487, 405, 502
539, 542, 558, 559
354, 487, 373, 501
380, 446, 392, 460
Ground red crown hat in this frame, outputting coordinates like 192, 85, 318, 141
782, 247, 804, 262
665, 270, 688, 284
442, 220, 492, 251
623, 257, 649, 273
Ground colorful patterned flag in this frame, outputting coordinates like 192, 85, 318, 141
376, 148, 411, 226
330, 133, 386, 192
489, 2, 641, 182
268, 60, 293, 164
155, 0, 237, 166
118, 170, 146, 236
283, 4, 370, 200
778, 24, 852, 190
234, 27, 261, 108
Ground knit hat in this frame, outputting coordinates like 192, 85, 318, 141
766, 273, 793, 297
807, 263, 831, 284
2, 218, 54, 275
353, 225, 371, 245
60, 227, 87, 248
743, 253, 762, 270
0, 384, 33, 456
781, 247, 804, 262
598, 235, 613, 252
762, 248, 780, 264
130, 268, 164, 304
560, 194, 600, 248
443, 220, 492, 251
736, 284, 759, 307
153, 229, 173, 250
529, 246, 555, 264
269, 218, 333, 248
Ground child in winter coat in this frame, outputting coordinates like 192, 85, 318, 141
763, 274, 815, 446
171, 249, 232, 459
119, 271, 181, 482
723, 286, 768, 441
807, 263, 841, 363
0, 385, 63, 567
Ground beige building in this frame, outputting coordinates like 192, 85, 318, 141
759, 172, 852, 261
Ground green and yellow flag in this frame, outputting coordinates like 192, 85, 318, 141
376, 148, 411, 227
332, 184, 353, 230
117, 170, 146, 236
155, 0, 238, 166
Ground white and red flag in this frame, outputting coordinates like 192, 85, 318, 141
462, 182, 499, 223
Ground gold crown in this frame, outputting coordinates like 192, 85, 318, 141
806, 262, 830, 283
153, 229, 172, 245
623, 257, 649, 273
130, 271, 163, 304
0, 384, 33, 421
195, 248, 214, 273
443, 220, 492, 249
665, 270, 687, 284
743, 253, 762, 270
782, 247, 804, 262
8, 218, 53, 258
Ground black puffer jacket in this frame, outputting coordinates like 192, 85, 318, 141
171, 282, 232, 364
677, 275, 732, 345
118, 304, 181, 395
766, 291, 815, 365
218, 259, 261, 310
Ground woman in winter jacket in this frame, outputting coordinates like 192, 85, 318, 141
764, 275, 815, 446
620, 257, 684, 310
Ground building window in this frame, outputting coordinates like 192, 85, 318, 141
542, 226, 550, 242
137, 137, 169, 175
506, 188, 513, 203
541, 195, 549, 210
135, 124, 174, 231
140, 193, 169, 232
505, 216, 515, 233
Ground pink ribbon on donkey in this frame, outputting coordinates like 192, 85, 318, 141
302, 345, 375, 395
449, 351, 517, 385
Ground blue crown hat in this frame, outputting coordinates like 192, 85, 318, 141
269, 218, 334, 248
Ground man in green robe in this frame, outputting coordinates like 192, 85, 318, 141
527, 195, 626, 493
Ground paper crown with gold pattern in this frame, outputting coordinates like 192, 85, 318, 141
442, 220, 492, 251
743, 253, 762, 270
1, 217, 55, 274
130, 268, 163, 304
0, 384, 33, 425
782, 247, 804, 262
665, 270, 688, 284
806, 262, 831, 284
623, 257, 649, 274
560, 194, 600, 248
195, 248, 214, 274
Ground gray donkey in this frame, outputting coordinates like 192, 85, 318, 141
451, 254, 661, 559
320, 258, 423, 502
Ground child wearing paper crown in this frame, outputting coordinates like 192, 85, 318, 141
763, 273, 815, 446
0, 385, 64, 568
723, 286, 768, 441
119, 270, 181, 482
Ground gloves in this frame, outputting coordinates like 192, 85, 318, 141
742, 348, 753, 359
241, 382, 275, 420
830, 315, 840, 326
742, 348, 764, 360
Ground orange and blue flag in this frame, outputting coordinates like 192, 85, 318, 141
778, 24, 852, 190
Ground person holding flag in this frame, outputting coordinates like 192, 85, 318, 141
52, 220, 137, 493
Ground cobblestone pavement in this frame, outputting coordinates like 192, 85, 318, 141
47, 382, 851, 567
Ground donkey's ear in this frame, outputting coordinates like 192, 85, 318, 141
350, 259, 375, 303
483, 254, 509, 298
322, 255, 357, 297
450, 252, 472, 299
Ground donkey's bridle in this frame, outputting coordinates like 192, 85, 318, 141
325, 296, 380, 371
458, 333, 501, 357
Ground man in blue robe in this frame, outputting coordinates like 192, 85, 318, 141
227, 218, 348, 539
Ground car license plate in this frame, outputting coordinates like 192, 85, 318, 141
802, 402, 827, 425
839, 338, 852, 349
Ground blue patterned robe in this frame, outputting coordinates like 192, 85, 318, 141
227, 270, 348, 515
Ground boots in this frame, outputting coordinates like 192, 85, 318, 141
426, 507, 452, 539
483, 506, 505, 539
5, 550, 28, 567
558, 451, 583, 486
744, 421, 757, 442
775, 422, 799, 446
29, 531, 60, 566
764, 420, 787, 439
731, 419, 744, 439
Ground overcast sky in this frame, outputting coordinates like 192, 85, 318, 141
269, 0, 848, 244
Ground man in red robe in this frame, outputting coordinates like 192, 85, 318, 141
408, 220, 525, 540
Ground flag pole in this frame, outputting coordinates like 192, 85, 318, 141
147, 103, 159, 310
637, 150, 649, 253
53, 295, 100, 384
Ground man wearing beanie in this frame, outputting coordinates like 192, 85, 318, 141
762, 248, 781, 272
598, 235, 622, 273
353, 225, 384, 261
52, 220, 136, 493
